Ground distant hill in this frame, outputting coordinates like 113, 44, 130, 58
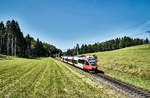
64, 36, 149, 56
86, 44, 150, 90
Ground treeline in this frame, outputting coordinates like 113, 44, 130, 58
65, 36, 149, 56
0, 20, 62, 57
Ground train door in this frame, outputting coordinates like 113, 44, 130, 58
84, 60, 90, 70
77, 59, 84, 68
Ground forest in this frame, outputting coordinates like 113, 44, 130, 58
0, 20, 62, 57
0, 20, 149, 57
65, 36, 149, 56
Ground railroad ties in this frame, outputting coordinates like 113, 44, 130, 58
91, 73, 150, 98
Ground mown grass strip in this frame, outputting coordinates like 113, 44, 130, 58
0, 57, 126, 98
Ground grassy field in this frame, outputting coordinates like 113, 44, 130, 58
86, 44, 150, 90
0, 55, 125, 98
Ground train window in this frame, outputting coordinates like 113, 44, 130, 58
68, 59, 72, 62
85, 61, 89, 65
75, 60, 77, 64
78, 60, 84, 64
78, 60, 81, 64
72, 60, 77, 64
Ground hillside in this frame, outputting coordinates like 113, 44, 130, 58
0, 55, 125, 97
86, 44, 150, 90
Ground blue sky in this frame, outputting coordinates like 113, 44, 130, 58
1, 0, 150, 51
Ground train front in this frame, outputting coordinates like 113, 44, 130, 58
87, 57, 98, 72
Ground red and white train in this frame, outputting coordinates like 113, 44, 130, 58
61, 56, 98, 72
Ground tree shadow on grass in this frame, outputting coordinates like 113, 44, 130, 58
0, 55, 13, 60
26, 57, 43, 60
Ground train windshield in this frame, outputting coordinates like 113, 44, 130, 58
90, 62, 96, 66
88, 58, 96, 66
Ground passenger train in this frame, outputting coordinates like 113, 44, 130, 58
61, 56, 98, 72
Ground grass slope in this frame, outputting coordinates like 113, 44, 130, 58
86, 44, 150, 90
0, 55, 125, 98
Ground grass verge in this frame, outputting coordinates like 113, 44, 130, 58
0, 55, 125, 97
86, 44, 150, 90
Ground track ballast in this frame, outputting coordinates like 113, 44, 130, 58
91, 73, 150, 98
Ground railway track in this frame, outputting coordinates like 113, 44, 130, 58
60, 60, 150, 98
90, 72, 150, 98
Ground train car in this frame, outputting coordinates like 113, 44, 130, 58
61, 56, 98, 72
62, 56, 68, 63
67, 56, 73, 65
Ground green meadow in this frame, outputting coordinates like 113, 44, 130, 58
86, 44, 150, 90
0, 55, 125, 98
